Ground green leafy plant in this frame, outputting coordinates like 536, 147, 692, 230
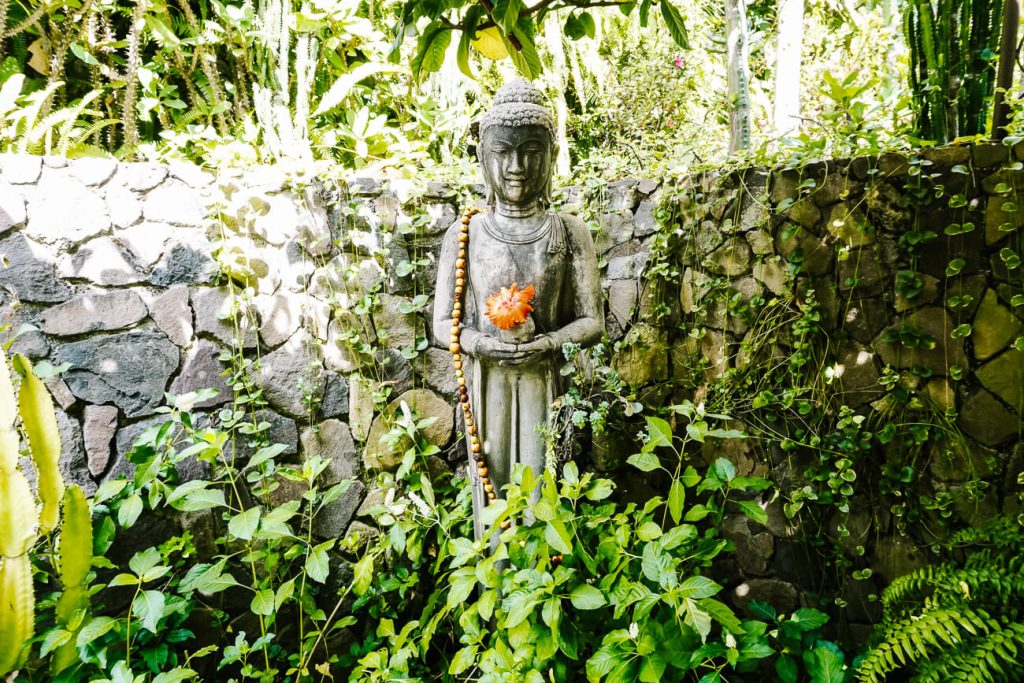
855, 516, 1024, 682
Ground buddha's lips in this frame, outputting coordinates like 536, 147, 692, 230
485, 283, 535, 330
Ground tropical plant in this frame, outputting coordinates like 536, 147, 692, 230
0, 346, 92, 678
903, 0, 1004, 142
855, 515, 1024, 682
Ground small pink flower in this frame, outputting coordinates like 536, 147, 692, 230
666, 120, 675, 128
673, 57, 684, 69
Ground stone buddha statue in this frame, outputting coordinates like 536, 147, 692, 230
433, 79, 604, 542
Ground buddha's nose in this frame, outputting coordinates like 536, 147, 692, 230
508, 151, 526, 175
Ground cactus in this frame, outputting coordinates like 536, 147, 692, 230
14, 353, 65, 534
52, 484, 92, 675
0, 349, 66, 676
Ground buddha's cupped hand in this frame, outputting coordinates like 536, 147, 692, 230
471, 334, 557, 364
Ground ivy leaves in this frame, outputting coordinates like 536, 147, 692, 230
399, 0, 691, 81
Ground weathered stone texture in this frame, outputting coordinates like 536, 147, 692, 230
38, 290, 147, 336
84, 404, 119, 477
148, 285, 193, 347
143, 180, 205, 226
60, 236, 145, 286
0, 233, 71, 302
170, 340, 231, 407
27, 173, 110, 243
57, 327, 180, 417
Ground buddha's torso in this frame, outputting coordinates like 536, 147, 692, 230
465, 212, 568, 338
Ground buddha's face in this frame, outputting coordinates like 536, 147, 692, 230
480, 125, 552, 208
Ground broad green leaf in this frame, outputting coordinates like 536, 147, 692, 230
152, 669, 199, 683
250, 588, 274, 616
412, 25, 452, 80
711, 458, 736, 482
679, 576, 721, 600
627, 451, 661, 472
305, 540, 332, 584
176, 488, 226, 512
569, 584, 606, 610
660, 0, 689, 48
790, 608, 829, 631
228, 507, 261, 541
471, 26, 508, 60
449, 646, 477, 675
645, 415, 673, 449
736, 500, 768, 526
545, 521, 573, 554
134, 590, 165, 633
699, 598, 745, 634
353, 555, 373, 595
668, 479, 686, 524
803, 644, 846, 682
586, 647, 620, 679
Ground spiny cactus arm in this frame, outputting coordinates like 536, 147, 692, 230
0, 346, 20, 473
0, 349, 37, 560
57, 485, 92, 588
0, 554, 35, 676
13, 353, 65, 535
51, 484, 93, 674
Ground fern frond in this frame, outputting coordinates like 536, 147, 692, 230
856, 608, 999, 683
912, 622, 1024, 683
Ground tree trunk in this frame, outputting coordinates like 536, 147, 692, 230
773, 0, 803, 139
726, 0, 753, 154
992, 0, 1019, 138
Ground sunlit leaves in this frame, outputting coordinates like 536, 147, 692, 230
411, 24, 452, 81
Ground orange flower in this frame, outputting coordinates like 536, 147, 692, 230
485, 283, 535, 330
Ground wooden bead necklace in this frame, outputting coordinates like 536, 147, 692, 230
451, 206, 566, 553
449, 206, 515, 530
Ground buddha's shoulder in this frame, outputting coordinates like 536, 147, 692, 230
556, 212, 596, 246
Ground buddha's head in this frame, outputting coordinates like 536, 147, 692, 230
479, 79, 555, 210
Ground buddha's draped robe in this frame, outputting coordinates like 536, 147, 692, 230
434, 211, 604, 542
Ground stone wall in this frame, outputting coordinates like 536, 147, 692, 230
0, 153, 660, 546
1, 146, 1021, 629
656, 144, 1024, 628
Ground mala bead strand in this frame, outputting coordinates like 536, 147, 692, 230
450, 207, 503, 507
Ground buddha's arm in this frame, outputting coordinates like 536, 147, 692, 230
432, 220, 486, 352
544, 214, 605, 348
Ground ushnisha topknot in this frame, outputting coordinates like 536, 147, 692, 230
479, 79, 555, 141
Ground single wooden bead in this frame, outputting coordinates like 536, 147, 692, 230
484, 484, 493, 494
449, 343, 461, 354
455, 285, 463, 295
471, 443, 481, 454
478, 466, 488, 477
467, 424, 476, 435
459, 394, 468, 403
455, 268, 465, 278
487, 491, 497, 501
457, 378, 466, 388
455, 277, 464, 287
458, 385, 468, 395
456, 258, 466, 268
452, 354, 461, 364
